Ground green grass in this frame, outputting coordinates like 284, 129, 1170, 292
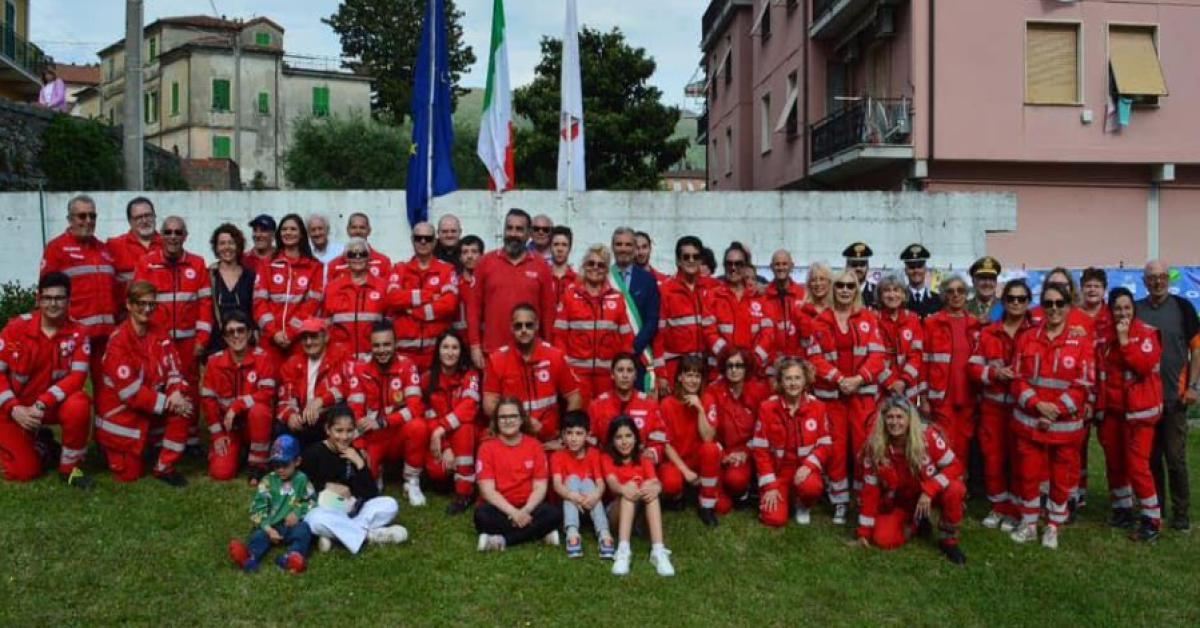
1, 435, 1198, 626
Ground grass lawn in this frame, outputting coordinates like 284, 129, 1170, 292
1, 435, 1198, 627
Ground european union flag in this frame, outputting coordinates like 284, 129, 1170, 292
406, 0, 458, 227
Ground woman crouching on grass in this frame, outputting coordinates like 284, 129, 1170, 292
854, 398, 967, 565
602, 416, 674, 577
475, 398, 563, 552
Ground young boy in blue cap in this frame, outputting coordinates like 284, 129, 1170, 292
228, 434, 315, 573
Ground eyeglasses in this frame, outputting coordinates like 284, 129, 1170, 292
131, 213, 155, 221
131, 299, 157, 310
531, 226, 552, 234
833, 282, 857, 290
724, 260, 745, 269
679, 253, 701, 262
412, 234, 435, 244
582, 260, 606, 269
1041, 299, 1068, 310
512, 321, 537, 331
346, 251, 369, 260
943, 287, 966, 295
224, 326, 250, 337
161, 229, 186, 237
70, 212, 97, 221
725, 362, 747, 370
1004, 294, 1030, 304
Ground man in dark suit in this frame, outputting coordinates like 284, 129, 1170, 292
611, 227, 661, 392
843, 241, 877, 308
901, 243, 943, 319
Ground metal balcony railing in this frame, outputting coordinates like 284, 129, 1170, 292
1, 25, 48, 80
697, 110, 708, 143
810, 96, 912, 163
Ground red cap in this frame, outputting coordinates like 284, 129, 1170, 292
297, 318, 326, 335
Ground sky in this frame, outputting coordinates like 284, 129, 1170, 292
31, 0, 704, 109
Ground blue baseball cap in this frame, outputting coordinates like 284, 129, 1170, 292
269, 434, 301, 465
248, 214, 277, 231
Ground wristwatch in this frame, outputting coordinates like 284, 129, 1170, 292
33, 401, 47, 412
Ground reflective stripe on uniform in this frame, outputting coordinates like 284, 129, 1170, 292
97, 419, 141, 440
1013, 410, 1083, 433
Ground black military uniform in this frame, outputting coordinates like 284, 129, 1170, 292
900, 243, 942, 318
842, 241, 876, 308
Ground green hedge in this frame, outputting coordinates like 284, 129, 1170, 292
0, 281, 36, 329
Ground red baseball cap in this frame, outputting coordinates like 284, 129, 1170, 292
297, 318, 326, 336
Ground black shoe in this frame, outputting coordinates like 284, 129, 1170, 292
36, 428, 62, 472
184, 444, 207, 461
156, 471, 189, 488
915, 517, 932, 539
1130, 518, 1161, 543
939, 542, 967, 566
664, 497, 685, 512
1169, 516, 1191, 533
60, 468, 94, 490
445, 497, 471, 516
698, 508, 719, 528
1108, 508, 1135, 530
1065, 498, 1078, 525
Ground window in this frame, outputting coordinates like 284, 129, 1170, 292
148, 37, 157, 62
106, 58, 114, 80
255, 31, 272, 47
711, 138, 720, 179
212, 79, 231, 111
1109, 25, 1167, 104
776, 71, 800, 138
1025, 22, 1081, 105
258, 92, 270, 115
170, 82, 179, 116
212, 135, 232, 159
760, 93, 772, 154
724, 127, 733, 176
761, 1, 772, 40
312, 86, 331, 117
143, 91, 158, 124
724, 48, 732, 86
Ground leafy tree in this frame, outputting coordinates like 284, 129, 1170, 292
513, 27, 688, 190
38, 115, 123, 191
284, 116, 409, 189
325, 0, 476, 125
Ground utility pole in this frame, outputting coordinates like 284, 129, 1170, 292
123, 0, 144, 190
233, 22, 242, 184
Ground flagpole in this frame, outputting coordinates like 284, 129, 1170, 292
426, 0, 437, 216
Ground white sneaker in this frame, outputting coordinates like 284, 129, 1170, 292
1041, 524, 1059, 550
1009, 523, 1038, 544
543, 530, 560, 546
794, 507, 811, 526
477, 533, 491, 552
982, 511, 1003, 529
404, 479, 427, 507
317, 536, 333, 553
477, 533, 506, 552
999, 517, 1018, 533
368, 524, 409, 545
650, 547, 675, 577
612, 547, 632, 576
832, 504, 847, 525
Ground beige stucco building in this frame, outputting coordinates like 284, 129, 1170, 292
0, 0, 47, 102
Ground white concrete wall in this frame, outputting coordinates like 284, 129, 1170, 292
0, 190, 1016, 286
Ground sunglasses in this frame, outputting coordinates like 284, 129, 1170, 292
725, 362, 747, 370
679, 253, 701, 262
582, 260, 606, 269
531, 226, 552, 233
71, 212, 97, 221
1004, 294, 1030, 304
346, 251, 369, 260
943, 287, 966, 295
224, 326, 250, 337
1041, 299, 1068, 310
412, 235, 435, 243
833, 282, 856, 290
512, 321, 537, 331
724, 259, 745, 269
161, 229, 186, 237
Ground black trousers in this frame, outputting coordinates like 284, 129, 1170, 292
474, 502, 562, 546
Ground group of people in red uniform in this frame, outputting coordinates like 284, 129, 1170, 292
3, 194, 1196, 570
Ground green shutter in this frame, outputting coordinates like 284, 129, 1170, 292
213, 79, 230, 111
144, 93, 151, 123
256, 32, 271, 46
213, 136, 231, 159
171, 82, 179, 116
258, 92, 270, 115
148, 37, 157, 61
312, 86, 330, 117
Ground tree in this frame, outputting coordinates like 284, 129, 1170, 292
325, 0, 476, 126
38, 115, 123, 191
284, 116, 409, 189
513, 27, 688, 190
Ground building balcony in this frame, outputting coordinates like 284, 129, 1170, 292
811, 0, 903, 41
0, 27, 48, 98
702, 0, 753, 51
697, 110, 708, 144
809, 96, 913, 180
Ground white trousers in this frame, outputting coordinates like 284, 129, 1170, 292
304, 496, 399, 554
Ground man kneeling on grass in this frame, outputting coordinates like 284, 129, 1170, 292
229, 435, 315, 573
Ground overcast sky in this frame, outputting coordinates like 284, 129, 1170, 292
31, 0, 704, 108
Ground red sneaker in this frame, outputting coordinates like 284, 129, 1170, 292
284, 551, 307, 574
228, 539, 250, 568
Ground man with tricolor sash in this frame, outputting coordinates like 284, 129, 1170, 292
609, 227, 660, 393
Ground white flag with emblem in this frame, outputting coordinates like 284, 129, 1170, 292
557, 0, 586, 193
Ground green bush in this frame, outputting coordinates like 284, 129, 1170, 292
38, 116, 123, 191
0, 281, 36, 329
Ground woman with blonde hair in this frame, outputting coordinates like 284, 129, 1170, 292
856, 398, 967, 565
803, 262, 833, 315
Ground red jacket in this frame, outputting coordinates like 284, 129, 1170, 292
387, 257, 460, 363
353, 356, 424, 432
749, 394, 832, 490
98, 320, 187, 421
552, 283, 635, 378
107, 231, 162, 300
199, 347, 277, 434
764, 280, 811, 361
653, 275, 722, 375
551, 266, 579, 304
40, 231, 119, 340
324, 273, 389, 361
709, 377, 771, 452
1012, 323, 1093, 445
467, 251, 555, 353
709, 283, 776, 372
587, 390, 668, 463
968, 318, 1035, 406
241, 250, 274, 278
276, 346, 358, 425
422, 368, 482, 433
922, 311, 983, 405
877, 308, 925, 401
326, 248, 392, 283
1100, 318, 1163, 423
660, 392, 718, 460
806, 308, 887, 401
133, 249, 213, 348
482, 342, 580, 437
858, 424, 961, 539
252, 255, 325, 344
0, 312, 90, 415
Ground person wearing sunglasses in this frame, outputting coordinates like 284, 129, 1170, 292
709, 348, 771, 509
96, 281, 194, 487
326, 213, 392, 282
201, 311, 277, 484
324, 238, 389, 363
41, 194, 119, 395
107, 196, 162, 308
806, 269, 886, 524
709, 243, 775, 378
653, 236, 723, 397
526, 214, 555, 261
251, 214, 324, 367
386, 222, 460, 371
841, 242, 877, 308
875, 272, 925, 406
968, 279, 1035, 532
552, 245, 634, 407
1009, 283, 1092, 549
922, 273, 982, 476
548, 225, 578, 304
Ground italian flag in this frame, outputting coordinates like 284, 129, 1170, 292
477, 0, 515, 191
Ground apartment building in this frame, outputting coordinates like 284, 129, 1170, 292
0, 0, 47, 101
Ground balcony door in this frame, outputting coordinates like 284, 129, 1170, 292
4, 2, 15, 59
826, 61, 848, 116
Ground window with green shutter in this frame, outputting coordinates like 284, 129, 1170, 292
148, 37, 157, 61
171, 82, 179, 116
256, 32, 271, 46
212, 79, 231, 111
258, 92, 270, 115
312, 86, 330, 117
213, 136, 231, 159
144, 91, 158, 124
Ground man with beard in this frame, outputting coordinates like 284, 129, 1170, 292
634, 231, 668, 283
610, 227, 660, 391
107, 196, 161, 307
466, 209, 555, 369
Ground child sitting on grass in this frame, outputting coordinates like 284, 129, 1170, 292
603, 416, 674, 577
550, 411, 615, 559
228, 435, 315, 573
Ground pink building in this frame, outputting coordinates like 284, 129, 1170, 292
701, 0, 1200, 267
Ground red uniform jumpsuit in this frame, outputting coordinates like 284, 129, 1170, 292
324, 273, 389, 362
483, 343, 580, 442
466, 251, 556, 355
654, 275, 723, 386
1098, 318, 1163, 526
40, 230, 119, 388
1076, 306, 1109, 500
967, 317, 1034, 519
858, 425, 965, 549
252, 255, 325, 366
708, 283, 776, 375
107, 231, 162, 306
276, 345, 358, 444
552, 283, 635, 406
200, 346, 277, 480
877, 308, 926, 403
453, 273, 475, 336
0, 312, 91, 479
96, 320, 191, 481
587, 390, 668, 465
923, 310, 982, 465
387, 257, 460, 370
423, 368, 481, 498
710, 377, 772, 506
1011, 324, 1093, 528
750, 394, 832, 527
658, 392, 723, 509
807, 307, 886, 505
353, 356, 426, 481
551, 266, 578, 304
764, 279, 811, 364
326, 248, 392, 283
